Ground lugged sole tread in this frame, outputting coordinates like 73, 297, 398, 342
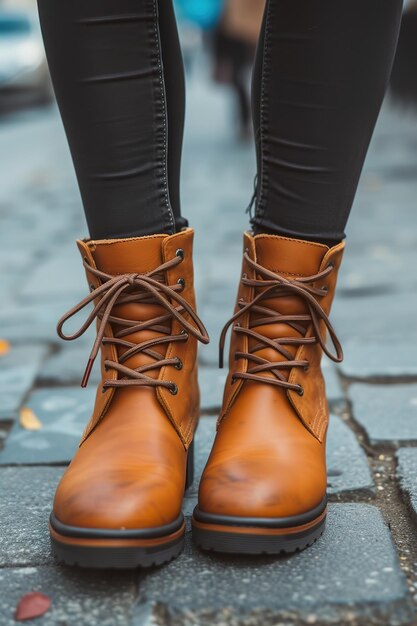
51, 537, 184, 569
192, 515, 326, 555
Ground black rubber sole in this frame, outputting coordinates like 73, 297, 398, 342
192, 498, 327, 555
50, 441, 194, 569
50, 532, 185, 569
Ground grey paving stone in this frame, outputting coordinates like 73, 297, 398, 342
339, 339, 417, 381
199, 367, 227, 412
0, 467, 64, 566
137, 504, 412, 625
327, 415, 374, 495
332, 293, 417, 344
0, 345, 49, 420
0, 208, 71, 256
192, 418, 216, 491
349, 384, 417, 445
323, 361, 344, 404
0, 300, 95, 346
337, 246, 417, 296
0, 387, 95, 465
38, 345, 101, 386
0, 248, 37, 304
194, 245, 243, 291
18, 244, 86, 302
345, 186, 417, 251
0, 567, 136, 626
396, 448, 417, 519
189, 414, 373, 499
198, 312, 229, 366
0, 424, 11, 446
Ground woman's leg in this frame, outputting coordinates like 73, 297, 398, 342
37, 0, 187, 239
251, 0, 403, 243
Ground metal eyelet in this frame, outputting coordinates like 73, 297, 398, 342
327, 262, 335, 270
180, 330, 189, 340
304, 364, 309, 373
169, 382, 178, 395
242, 272, 247, 280
231, 376, 237, 385
297, 386, 304, 397
174, 358, 183, 370
177, 278, 186, 290
101, 386, 107, 394
322, 285, 329, 293
176, 248, 185, 260
89, 284, 95, 292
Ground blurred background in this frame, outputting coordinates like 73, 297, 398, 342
0, 0, 416, 417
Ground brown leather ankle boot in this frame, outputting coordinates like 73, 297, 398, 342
193, 232, 344, 554
49, 228, 208, 568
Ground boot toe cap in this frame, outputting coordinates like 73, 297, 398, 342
53, 466, 183, 531
198, 456, 326, 520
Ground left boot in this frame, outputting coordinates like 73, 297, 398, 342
49, 228, 208, 568
193, 232, 345, 554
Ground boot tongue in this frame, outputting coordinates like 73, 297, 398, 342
87, 234, 170, 375
88, 234, 168, 275
253, 234, 329, 278
249, 234, 330, 380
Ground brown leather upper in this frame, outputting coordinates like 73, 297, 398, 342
53, 228, 208, 530
198, 232, 344, 520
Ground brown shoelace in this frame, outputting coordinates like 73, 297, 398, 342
57, 252, 209, 394
219, 251, 343, 395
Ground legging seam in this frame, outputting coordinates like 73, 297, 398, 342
256, 0, 273, 228
151, 0, 175, 235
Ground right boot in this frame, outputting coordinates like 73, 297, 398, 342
49, 228, 209, 568
193, 232, 344, 555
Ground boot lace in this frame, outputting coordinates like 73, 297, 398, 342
219, 251, 343, 395
57, 252, 209, 394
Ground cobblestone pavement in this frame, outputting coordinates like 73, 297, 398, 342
1, 57, 417, 626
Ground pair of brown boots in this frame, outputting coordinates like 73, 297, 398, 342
49, 227, 344, 568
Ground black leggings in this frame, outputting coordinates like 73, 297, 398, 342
37, 0, 403, 243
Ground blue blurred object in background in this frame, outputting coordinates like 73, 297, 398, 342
175, 0, 223, 29
0, 8, 53, 108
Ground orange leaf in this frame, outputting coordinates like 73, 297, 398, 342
19, 408, 43, 431
15, 592, 51, 621
0, 339, 10, 356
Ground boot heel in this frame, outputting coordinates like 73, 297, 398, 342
185, 439, 195, 491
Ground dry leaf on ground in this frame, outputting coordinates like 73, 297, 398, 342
19, 408, 43, 431
15, 592, 51, 621
0, 338, 10, 356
